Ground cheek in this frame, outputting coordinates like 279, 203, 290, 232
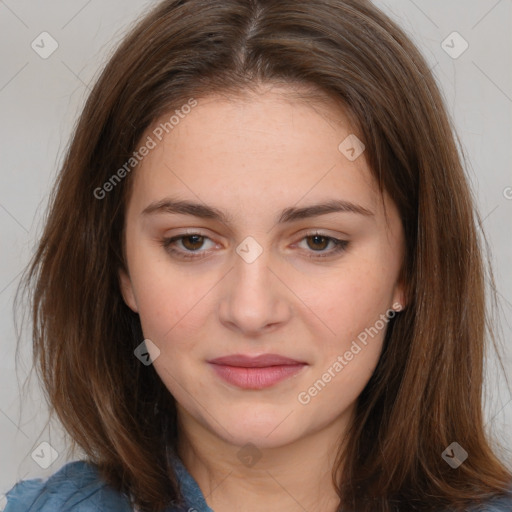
294, 266, 393, 411
126, 247, 201, 342
136, 282, 207, 348
301, 260, 395, 345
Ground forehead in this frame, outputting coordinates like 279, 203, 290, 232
128, 85, 383, 220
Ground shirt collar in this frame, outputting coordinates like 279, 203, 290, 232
168, 453, 215, 512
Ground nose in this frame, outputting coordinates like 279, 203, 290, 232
217, 241, 292, 336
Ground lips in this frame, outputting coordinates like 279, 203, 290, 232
208, 354, 306, 367
207, 354, 307, 389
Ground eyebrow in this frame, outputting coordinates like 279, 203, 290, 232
141, 197, 374, 224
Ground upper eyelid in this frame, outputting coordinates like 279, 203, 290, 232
164, 227, 348, 239
165, 230, 345, 241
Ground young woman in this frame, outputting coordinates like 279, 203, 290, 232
5, 0, 512, 511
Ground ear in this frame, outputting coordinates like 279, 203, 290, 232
119, 268, 139, 313
392, 278, 407, 312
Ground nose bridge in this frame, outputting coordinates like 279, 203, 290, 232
236, 239, 270, 284
232, 234, 274, 302
219, 235, 290, 333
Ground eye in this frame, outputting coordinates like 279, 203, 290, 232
160, 233, 349, 260
296, 232, 349, 259
160, 233, 216, 260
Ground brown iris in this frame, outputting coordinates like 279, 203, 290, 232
306, 235, 330, 251
181, 235, 205, 251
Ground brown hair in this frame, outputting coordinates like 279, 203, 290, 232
15, 0, 512, 510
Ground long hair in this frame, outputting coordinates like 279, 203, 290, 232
15, 0, 512, 510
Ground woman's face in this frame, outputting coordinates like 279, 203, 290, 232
120, 85, 405, 450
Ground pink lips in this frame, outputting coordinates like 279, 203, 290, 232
208, 354, 307, 390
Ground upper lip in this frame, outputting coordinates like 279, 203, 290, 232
208, 354, 306, 368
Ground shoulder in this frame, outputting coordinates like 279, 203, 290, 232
472, 490, 512, 512
3, 460, 133, 512
468, 486, 512, 511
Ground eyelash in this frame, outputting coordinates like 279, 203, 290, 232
160, 232, 349, 261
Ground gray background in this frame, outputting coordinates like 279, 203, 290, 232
0, 0, 511, 503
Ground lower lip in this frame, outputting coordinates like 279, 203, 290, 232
209, 363, 306, 389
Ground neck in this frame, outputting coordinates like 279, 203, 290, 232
176, 408, 350, 512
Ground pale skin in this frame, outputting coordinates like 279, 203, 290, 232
119, 83, 406, 512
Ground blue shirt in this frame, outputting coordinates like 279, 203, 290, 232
3, 456, 213, 512
3, 456, 512, 511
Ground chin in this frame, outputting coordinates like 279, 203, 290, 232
218, 410, 302, 449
